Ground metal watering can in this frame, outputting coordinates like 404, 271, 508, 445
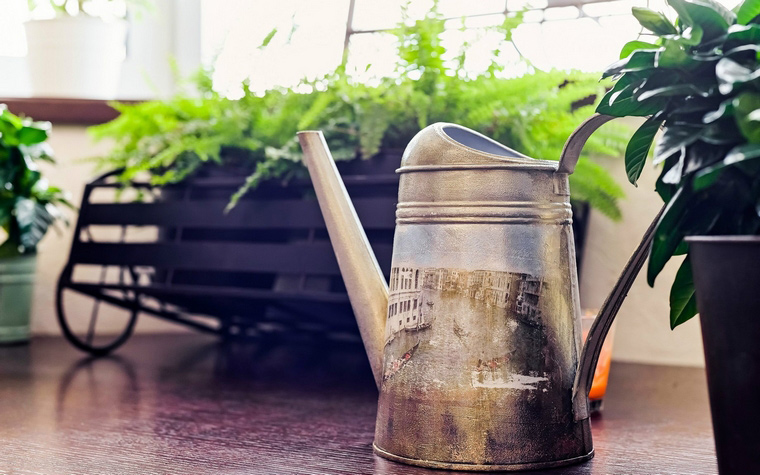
297, 114, 661, 471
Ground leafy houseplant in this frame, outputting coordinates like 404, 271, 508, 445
598, 0, 760, 326
24, 0, 151, 99
92, 9, 628, 220
599, 0, 760, 471
0, 106, 71, 343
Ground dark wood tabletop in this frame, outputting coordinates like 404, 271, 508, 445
0, 335, 716, 474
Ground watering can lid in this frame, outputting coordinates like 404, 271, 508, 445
399, 122, 558, 171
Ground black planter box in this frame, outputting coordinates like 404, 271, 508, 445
57, 151, 591, 354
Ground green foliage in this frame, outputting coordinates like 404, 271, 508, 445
0, 106, 73, 258
92, 6, 627, 217
599, 0, 760, 328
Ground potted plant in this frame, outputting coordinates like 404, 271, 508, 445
24, 0, 150, 99
598, 0, 760, 471
0, 105, 72, 344
91, 9, 628, 223
81, 9, 629, 340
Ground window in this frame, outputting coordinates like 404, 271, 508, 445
0, 0, 201, 98
0, 0, 28, 58
201, 0, 743, 95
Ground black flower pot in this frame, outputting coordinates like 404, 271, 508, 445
688, 236, 760, 475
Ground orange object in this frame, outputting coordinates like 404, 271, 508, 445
582, 310, 616, 407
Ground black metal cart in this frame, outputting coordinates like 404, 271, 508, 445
56, 167, 397, 355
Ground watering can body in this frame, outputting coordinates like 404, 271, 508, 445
297, 115, 655, 471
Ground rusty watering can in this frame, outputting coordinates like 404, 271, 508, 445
297, 115, 662, 471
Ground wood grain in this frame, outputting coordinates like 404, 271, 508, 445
0, 335, 717, 474
0, 98, 138, 124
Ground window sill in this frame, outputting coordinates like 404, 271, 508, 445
0, 97, 138, 125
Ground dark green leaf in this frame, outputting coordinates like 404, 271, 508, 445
701, 121, 745, 144
636, 84, 708, 102
662, 147, 685, 184
724, 43, 760, 59
725, 24, 760, 49
655, 40, 692, 68
684, 141, 732, 173
716, 57, 760, 95
648, 186, 690, 285
703, 99, 734, 123
14, 197, 55, 252
668, 0, 735, 39
648, 187, 721, 285
597, 75, 668, 116
656, 158, 678, 201
735, 0, 760, 25
670, 25, 704, 46
694, 143, 760, 189
653, 124, 703, 165
669, 256, 698, 329
620, 40, 660, 59
602, 50, 658, 79
674, 240, 690, 255
733, 91, 760, 142
632, 7, 678, 35
625, 117, 663, 185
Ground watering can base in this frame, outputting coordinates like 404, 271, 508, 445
373, 444, 594, 471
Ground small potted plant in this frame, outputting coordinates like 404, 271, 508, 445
0, 105, 72, 344
598, 0, 760, 472
24, 0, 150, 99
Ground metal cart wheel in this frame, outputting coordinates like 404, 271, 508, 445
56, 265, 140, 356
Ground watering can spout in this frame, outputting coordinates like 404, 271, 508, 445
297, 131, 389, 388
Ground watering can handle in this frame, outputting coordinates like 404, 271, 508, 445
557, 114, 615, 175
563, 113, 667, 419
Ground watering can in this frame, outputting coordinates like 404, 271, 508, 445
297, 115, 662, 471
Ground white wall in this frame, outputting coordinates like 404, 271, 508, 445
31, 125, 706, 366
579, 124, 705, 368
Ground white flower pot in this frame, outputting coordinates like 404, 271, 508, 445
24, 17, 127, 99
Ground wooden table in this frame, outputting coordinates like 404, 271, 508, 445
0, 335, 717, 474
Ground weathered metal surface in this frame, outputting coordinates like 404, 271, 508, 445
297, 131, 390, 388
297, 116, 655, 470
368, 123, 590, 468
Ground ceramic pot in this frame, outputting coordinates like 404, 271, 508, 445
688, 236, 760, 474
24, 16, 127, 99
0, 254, 37, 344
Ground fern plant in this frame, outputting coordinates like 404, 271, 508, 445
92, 7, 628, 218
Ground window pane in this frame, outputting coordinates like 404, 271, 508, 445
200, 0, 747, 93
0, 0, 29, 57
201, 0, 349, 95
345, 32, 398, 81
351, 0, 409, 31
